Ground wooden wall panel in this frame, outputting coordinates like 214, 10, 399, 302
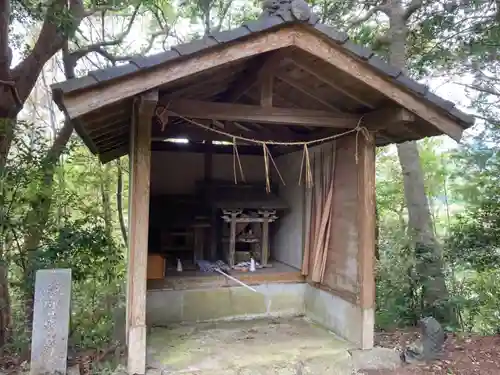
320, 133, 375, 310
150, 151, 267, 195
322, 136, 359, 295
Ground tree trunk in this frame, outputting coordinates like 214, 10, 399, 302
22, 119, 74, 329
387, 1, 452, 322
0, 260, 11, 348
396, 142, 450, 320
101, 163, 113, 240
0, 118, 15, 174
0, 118, 14, 348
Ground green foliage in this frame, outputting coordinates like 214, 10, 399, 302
36, 218, 124, 281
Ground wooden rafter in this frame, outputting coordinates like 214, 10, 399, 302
223, 50, 289, 103
287, 55, 376, 109
293, 29, 463, 140
93, 128, 129, 145
100, 145, 128, 163
164, 99, 358, 128
260, 75, 274, 107
275, 73, 343, 113
150, 141, 270, 155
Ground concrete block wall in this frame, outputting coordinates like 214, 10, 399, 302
146, 283, 306, 326
146, 282, 373, 350
304, 285, 374, 349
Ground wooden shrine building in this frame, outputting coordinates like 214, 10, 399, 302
51, 1, 474, 373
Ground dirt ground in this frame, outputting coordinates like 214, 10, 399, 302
2, 324, 500, 374
361, 330, 500, 375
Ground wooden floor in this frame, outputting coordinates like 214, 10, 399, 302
147, 261, 304, 291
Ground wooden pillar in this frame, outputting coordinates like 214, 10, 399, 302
222, 210, 241, 268
126, 90, 157, 375
357, 132, 376, 350
228, 217, 236, 268
258, 210, 276, 267
261, 217, 270, 267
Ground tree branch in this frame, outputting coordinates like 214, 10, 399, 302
456, 82, 500, 98
11, 0, 86, 103
68, 4, 141, 63
346, 4, 391, 30
214, 0, 235, 33
78, 26, 170, 66
404, 0, 424, 21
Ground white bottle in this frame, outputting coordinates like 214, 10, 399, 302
250, 257, 256, 272
177, 258, 183, 272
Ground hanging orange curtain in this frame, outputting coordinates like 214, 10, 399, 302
301, 141, 336, 283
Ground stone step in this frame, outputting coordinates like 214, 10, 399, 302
146, 318, 357, 375
148, 351, 356, 375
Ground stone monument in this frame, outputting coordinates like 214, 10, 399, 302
400, 316, 447, 364
30, 269, 72, 375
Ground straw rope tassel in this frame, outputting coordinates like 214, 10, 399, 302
305, 145, 313, 188
266, 146, 286, 186
298, 144, 313, 188
232, 137, 245, 184
263, 144, 271, 193
299, 144, 306, 186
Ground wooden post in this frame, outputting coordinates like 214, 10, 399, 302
222, 210, 241, 268
258, 210, 276, 267
357, 132, 376, 350
228, 214, 237, 268
126, 90, 157, 375
261, 216, 269, 267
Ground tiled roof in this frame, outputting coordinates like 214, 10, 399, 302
51, 9, 475, 128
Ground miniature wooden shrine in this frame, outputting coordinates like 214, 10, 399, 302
221, 209, 278, 268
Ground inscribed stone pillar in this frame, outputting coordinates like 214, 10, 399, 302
30, 269, 72, 375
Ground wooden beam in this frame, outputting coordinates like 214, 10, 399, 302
363, 107, 415, 129
98, 137, 128, 152
260, 75, 274, 108
100, 145, 128, 164
275, 74, 343, 113
287, 55, 376, 109
224, 50, 289, 103
93, 126, 128, 144
151, 141, 267, 155
293, 29, 464, 140
363, 107, 423, 139
232, 121, 252, 132
165, 99, 358, 128
127, 89, 157, 375
87, 118, 127, 137
61, 28, 295, 119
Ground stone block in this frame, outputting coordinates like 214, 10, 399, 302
30, 269, 72, 375
146, 290, 183, 325
350, 347, 402, 371
267, 284, 305, 315
183, 289, 233, 321
230, 287, 267, 317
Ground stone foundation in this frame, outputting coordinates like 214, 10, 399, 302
146, 283, 306, 325
304, 285, 374, 349
146, 282, 374, 350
